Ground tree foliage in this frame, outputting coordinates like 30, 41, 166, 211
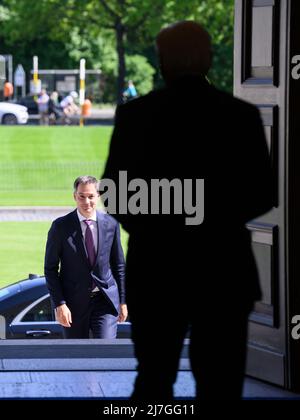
126, 55, 155, 96
0, 0, 234, 102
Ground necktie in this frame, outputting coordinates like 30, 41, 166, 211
84, 220, 96, 267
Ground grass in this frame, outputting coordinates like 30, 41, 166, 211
0, 222, 128, 289
0, 126, 112, 206
0, 126, 130, 287
0, 191, 74, 206
0, 222, 50, 288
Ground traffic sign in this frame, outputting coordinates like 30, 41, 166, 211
14, 64, 25, 87
30, 79, 41, 95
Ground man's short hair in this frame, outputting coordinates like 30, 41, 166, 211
73, 175, 100, 192
156, 20, 212, 82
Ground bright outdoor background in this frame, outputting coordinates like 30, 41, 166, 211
0, 126, 111, 205
0, 126, 129, 288
0, 221, 129, 288
0, 0, 234, 288
0, 1, 234, 102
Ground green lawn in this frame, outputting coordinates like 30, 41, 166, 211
0, 222, 128, 288
0, 126, 112, 206
0, 125, 130, 288
0, 222, 50, 288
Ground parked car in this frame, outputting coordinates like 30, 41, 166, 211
16, 95, 38, 115
0, 275, 130, 339
0, 102, 29, 125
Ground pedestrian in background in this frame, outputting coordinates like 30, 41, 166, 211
36, 89, 49, 125
123, 80, 138, 102
3, 81, 13, 101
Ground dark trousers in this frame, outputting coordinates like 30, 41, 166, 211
126, 236, 254, 401
130, 300, 251, 401
63, 292, 118, 339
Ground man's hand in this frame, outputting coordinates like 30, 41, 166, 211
55, 304, 72, 327
118, 304, 128, 322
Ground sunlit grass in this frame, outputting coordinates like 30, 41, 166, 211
0, 126, 112, 206
0, 221, 128, 288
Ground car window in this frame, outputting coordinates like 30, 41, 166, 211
21, 297, 54, 322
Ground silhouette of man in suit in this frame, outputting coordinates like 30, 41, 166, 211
45, 175, 127, 339
102, 21, 273, 399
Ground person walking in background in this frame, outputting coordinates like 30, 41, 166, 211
122, 80, 138, 102
3, 81, 13, 101
48, 91, 63, 124
60, 91, 80, 124
36, 89, 49, 125
102, 21, 273, 400
44, 175, 127, 339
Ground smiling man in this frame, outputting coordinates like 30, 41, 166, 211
44, 175, 127, 339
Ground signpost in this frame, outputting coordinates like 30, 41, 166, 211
0, 56, 5, 79
0, 55, 5, 99
30, 56, 41, 96
14, 64, 26, 98
79, 58, 86, 127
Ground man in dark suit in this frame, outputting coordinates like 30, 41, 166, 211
102, 21, 273, 399
44, 175, 127, 339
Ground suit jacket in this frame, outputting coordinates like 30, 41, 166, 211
102, 75, 273, 308
44, 209, 125, 318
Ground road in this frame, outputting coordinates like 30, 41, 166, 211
27, 107, 115, 125
0, 207, 73, 221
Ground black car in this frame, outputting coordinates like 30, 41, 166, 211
16, 96, 38, 115
0, 275, 130, 339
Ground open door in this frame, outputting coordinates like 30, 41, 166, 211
234, 0, 300, 391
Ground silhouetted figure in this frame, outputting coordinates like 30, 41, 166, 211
102, 21, 273, 400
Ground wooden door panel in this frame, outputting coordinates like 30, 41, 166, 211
239, 0, 280, 85
235, 0, 300, 393
248, 223, 279, 328
234, 0, 286, 387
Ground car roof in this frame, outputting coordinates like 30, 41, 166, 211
0, 102, 27, 111
0, 277, 46, 301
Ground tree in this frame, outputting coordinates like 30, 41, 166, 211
121, 0, 234, 92
0, 0, 78, 76
0, 0, 234, 102
193, 0, 234, 92
74, 0, 168, 103
0, 0, 167, 102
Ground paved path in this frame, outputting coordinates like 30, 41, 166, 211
0, 370, 299, 399
0, 207, 73, 221
28, 108, 115, 126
